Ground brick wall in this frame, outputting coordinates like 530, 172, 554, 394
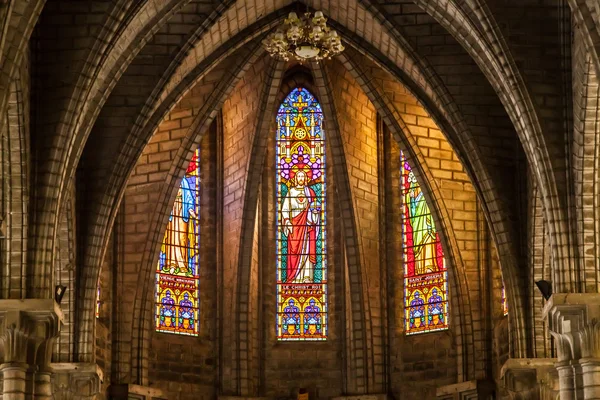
112, 56, 228, 384
219, 54, 270, 394
385, 132, 458, 400
325, 60, 386, 392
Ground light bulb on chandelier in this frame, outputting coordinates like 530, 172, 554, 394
262, 10, 345, 63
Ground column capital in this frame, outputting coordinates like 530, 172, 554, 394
51, 363, 104, 400
0, 299, 63, 364
543, 293, 600, 361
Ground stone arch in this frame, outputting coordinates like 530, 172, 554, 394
310, 62, 377, 393
75, 44, 265, 363
53, 183, 76, 362
335, 31, 528, 358
121, 50, 267, 383
1, 70, 29, 299
568, 0, 600, 79
79, 4, 476, 358
0, 0, 44, 138
572, 25, 600, 291
407, 0, 571, 293
73, 0, 552, 367
336, 52, 475, 380
28, 0, 190, 299
527, 174, 553, 358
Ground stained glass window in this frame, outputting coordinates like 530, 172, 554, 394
276, 88, 327, 341
155, 149, 200, 336
401, 153, 449, 334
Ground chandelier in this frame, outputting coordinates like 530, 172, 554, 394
262, 11, 345, 62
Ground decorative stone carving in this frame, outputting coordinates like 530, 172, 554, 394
500, 358, 559, 400
543, 293, 600, 399
51, 363, 103, 400
436, 380, 494, 399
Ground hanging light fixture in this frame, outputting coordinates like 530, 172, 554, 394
262, 10, 345, 62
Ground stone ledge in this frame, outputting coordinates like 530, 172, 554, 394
436, 380, 494, 399
110, 384, 166, 400
51, 362, 104, 382
331, 395, 387, 400
218, 397, 269, 400
542, 293, 600, 322
0, 298, 64, 321
500, 358, 557, 377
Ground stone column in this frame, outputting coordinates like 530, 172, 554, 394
51, 363, 103, 400
543, 293, 600, 399
0, 299, 63, 400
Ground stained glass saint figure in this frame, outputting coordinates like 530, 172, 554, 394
401, 154, 449, 334
276, 88, 327, 340
155, 150, 200, 336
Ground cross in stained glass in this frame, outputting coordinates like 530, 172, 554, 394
292, 94, 309, 110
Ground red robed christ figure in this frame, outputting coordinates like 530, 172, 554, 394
280, 170, 320, 283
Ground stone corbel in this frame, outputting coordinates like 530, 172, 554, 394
500, 358, 559, 400
51, 363, 104, 400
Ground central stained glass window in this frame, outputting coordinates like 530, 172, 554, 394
276, 88, 327, 340
155, 149, 200, 336
401, 153, 449, 334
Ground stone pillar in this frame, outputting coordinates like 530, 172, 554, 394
0, 299, 63, 400
51, 363, 103, 400
436, 380, 494, 399
500, 358, 559, 399
543, 293, 600, 399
